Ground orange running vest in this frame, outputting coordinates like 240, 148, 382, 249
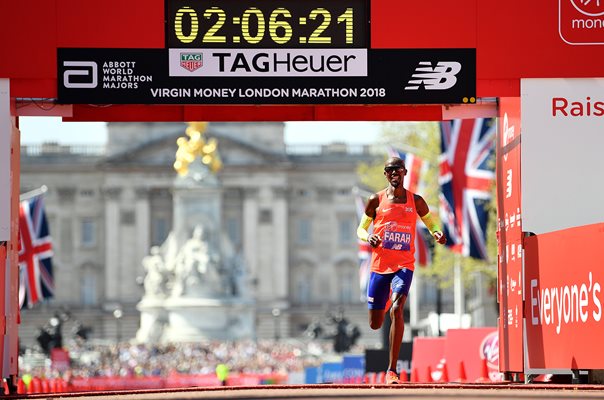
370, 189, 417, 273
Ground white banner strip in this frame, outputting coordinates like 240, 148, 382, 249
169, 48, 367, 77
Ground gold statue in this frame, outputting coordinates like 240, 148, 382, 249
174, 122, 223, 176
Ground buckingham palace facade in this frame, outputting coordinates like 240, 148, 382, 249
18, 122, 393, 347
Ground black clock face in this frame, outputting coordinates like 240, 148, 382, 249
166, 0, 369, 48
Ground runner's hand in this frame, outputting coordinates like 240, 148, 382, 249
368, 234, 382, 248
434, 231, 446, 245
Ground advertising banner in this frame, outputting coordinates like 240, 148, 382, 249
342, 354, 365, 382
0, 79, 9, 241
57, 48, 476, 105
365, 342, 413, 376
410, 337, 445, 382
496, 97, 523, 373
524, 224, 604, 369
521, 78, 604, 235
444, 328, 502, 382
304, 366, 320, 384
559, 0, 604, 45
320, 362, 344, 383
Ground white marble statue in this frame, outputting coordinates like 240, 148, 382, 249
141, 246, 168, 298
171, 225, 224, 297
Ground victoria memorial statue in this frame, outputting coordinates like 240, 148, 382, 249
136, 122, 255, 343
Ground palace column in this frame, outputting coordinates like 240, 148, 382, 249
242, 188, 259, 297
271, 187, 288, 302
103, 187, 122, 302
134, 187, 151, 277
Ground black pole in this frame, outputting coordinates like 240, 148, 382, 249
436, 281, 442, 336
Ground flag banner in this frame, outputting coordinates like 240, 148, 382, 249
438, 118, 496, 260
57, 48, 476, 105
387, 147, 431, 266
18, 195, 54, 309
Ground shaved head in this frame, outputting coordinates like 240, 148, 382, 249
385, 157, 405, 168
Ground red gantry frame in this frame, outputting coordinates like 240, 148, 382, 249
2, 0, 604, 389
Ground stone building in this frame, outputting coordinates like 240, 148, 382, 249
18, 121, 497, 349
18, 122, 384, 347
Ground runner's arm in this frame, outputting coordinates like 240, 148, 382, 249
415, 194, 447, 245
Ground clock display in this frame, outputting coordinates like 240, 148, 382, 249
166, 0, 369, 48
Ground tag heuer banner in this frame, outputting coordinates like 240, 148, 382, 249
57, 48, 475, 105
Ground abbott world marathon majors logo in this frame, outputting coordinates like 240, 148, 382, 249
63, 61, 153, 90
559, 0, 604, 44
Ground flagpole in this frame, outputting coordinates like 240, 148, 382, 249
19, 185, 47, 201
454, 253, 464, 327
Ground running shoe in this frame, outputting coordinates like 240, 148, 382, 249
385, 370, 400, 384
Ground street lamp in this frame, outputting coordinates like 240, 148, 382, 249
113, 307, 123, 343
271, 308, 281, 341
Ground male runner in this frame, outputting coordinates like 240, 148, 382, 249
357, 157, 447, 384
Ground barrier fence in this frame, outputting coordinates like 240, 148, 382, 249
6, 372, 289, 395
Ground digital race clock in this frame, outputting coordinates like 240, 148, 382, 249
166, 0, 369, 48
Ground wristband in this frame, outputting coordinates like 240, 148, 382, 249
420, 212, 441, 235
356, 214, 373, 242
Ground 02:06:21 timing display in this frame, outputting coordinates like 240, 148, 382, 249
167, 1, 368, 48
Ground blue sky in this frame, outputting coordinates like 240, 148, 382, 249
18, 117, 382, 145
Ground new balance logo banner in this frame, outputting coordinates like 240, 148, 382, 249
404, 62, 462, 91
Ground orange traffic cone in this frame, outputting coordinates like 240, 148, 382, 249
399, 369, 408, 382
456, 361, 467, 383
426, 365, 433, 383
439, 361, 449, 383
30, 377, 41, 393
475, 357, 490, 383
410, 367, 419, 382
16, 379, 26, 394
40, 378, 50, 393
376, 371, 386, 384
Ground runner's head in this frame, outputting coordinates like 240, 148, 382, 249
384, 157, 406, 188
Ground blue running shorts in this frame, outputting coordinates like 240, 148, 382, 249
366, 268, 414, 310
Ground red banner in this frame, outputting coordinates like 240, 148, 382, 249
496, 97, 523, 373
444, 328, 501, 382
525, 223, 604, 369
50, 348, 70, 372
410, 337, 446, 382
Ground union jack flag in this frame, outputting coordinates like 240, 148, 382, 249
387, 147, 431, 266
355, 192, 372, 301
438, 118, 496, 260
18, 195, 54, 309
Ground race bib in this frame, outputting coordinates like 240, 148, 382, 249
382, 230, 412, 251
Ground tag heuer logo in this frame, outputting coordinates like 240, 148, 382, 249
180, 53, 203, 72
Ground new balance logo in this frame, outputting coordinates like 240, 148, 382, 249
404, 61, 462, 90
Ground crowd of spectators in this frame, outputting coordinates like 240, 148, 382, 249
19, 339, 350, 381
